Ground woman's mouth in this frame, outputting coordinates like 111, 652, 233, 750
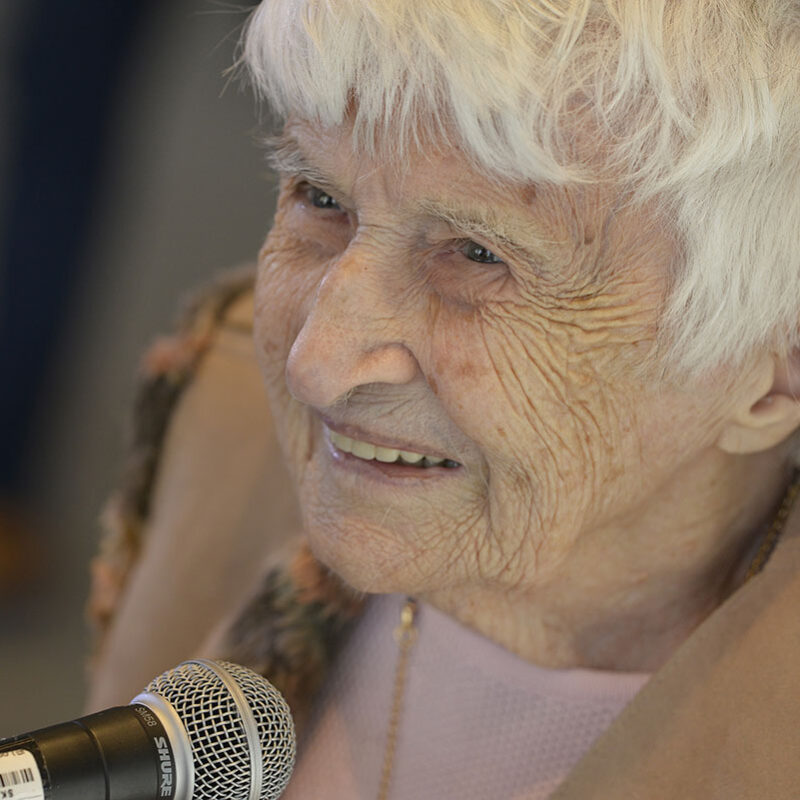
326, 427, 461, 469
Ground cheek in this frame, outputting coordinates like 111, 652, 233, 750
428, 296, 660, 501
429, 303, 587, 452
426, 308, 564, 527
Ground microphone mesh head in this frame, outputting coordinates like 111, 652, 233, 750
145, 659, 295, 800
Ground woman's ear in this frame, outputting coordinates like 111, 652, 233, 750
717, 350, 800, 455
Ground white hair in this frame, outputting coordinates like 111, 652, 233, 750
242, 0, 800, 374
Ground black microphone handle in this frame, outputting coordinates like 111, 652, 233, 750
0, 704, 180, 800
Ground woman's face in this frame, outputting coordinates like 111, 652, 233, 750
254, 119, 740, 598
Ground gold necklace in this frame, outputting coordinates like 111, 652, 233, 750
376, 469, 800, 799
377, 597, 418, 800
744, 468, 800, 582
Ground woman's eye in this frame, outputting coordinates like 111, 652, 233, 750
463, 241, 503, 264
306, 185, 342, 211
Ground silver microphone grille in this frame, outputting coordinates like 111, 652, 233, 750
143, 659, 295, 800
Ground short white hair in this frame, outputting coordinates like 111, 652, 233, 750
243, 0, 800, 374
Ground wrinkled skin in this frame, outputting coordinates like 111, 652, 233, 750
254, 119, 792, 671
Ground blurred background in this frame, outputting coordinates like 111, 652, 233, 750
0, 0, 277, 730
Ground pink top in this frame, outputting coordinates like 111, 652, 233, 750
282, 593, 649, 799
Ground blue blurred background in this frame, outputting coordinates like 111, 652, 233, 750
0, 0, 276, 730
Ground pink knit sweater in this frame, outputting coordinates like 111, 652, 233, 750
282, 593, 649, 799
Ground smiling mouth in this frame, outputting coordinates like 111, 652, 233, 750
327, 428, 461, 469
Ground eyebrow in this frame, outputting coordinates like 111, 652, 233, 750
264, 130, 343, 193
265, 129, 556, 262
416, 199, 554, 261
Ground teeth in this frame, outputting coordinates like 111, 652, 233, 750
350, 440, 376, 459
330, 430, 353, 453
375, 446, 400, 463
328, 429, 456, 468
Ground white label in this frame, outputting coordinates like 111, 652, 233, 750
0, 749, 44, 800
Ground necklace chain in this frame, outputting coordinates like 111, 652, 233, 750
744, 468, 800, 582
376, 469, 800, 799
377, 598, 418, 800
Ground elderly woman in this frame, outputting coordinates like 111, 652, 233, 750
88, 1, 800, 798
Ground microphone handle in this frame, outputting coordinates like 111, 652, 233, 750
0, 705, 180, 800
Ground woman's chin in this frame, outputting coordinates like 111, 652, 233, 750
302, 515, 434, 596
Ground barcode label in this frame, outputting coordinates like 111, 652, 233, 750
0, 750, 44, 800
0, 767, 34, 787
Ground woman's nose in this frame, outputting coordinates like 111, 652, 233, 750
285, 249, 420, 408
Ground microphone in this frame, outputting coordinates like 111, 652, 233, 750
0, 658, 295, 800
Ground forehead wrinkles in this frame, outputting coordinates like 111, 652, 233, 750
271, 121, 405, 199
